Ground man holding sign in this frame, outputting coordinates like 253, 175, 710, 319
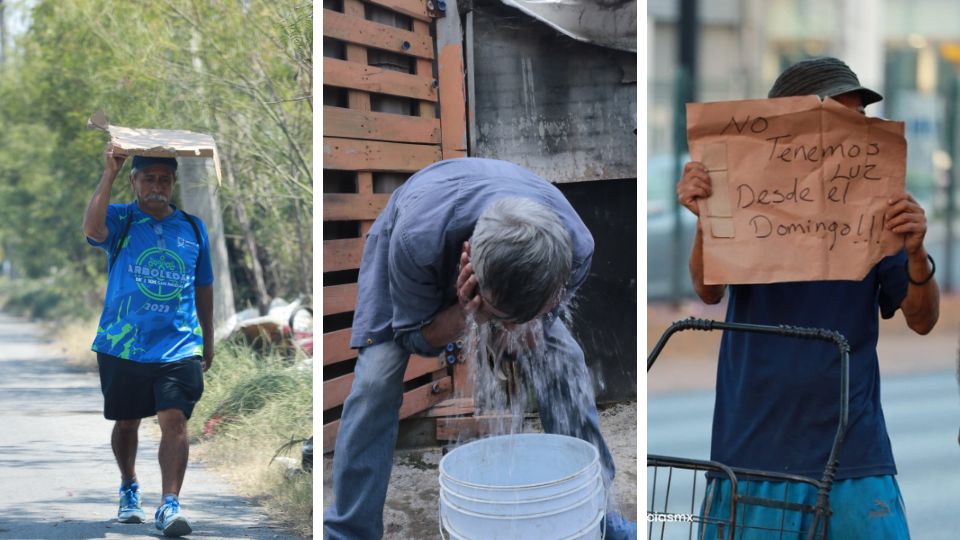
677, 57, 939, 538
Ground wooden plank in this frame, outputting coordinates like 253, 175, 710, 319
358, 172, 374, 237
323, 377, 453, 452
453, 354, 473, 397
420, 397, 475, 418
322, 283, 358, 315
342, 0, 371, 112
436, 415, 523, 440
323, 237, 365, 272
438, 43, 468, 158
323, 372, 355, 411
323, 193, 391, 221
324, 106, 441, 144
407, 354, 445, 380
324, 137, 441, 172
323, 419, 339, 453
400, 376, 452, 419
324, 58, 437, 102
324, 9, 434, 60
413, 19, 436, 120
365, 0, 432, 22
323, 355, 446, 411
323, 328, 355, 366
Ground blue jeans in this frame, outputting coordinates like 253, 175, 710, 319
323, 318, 622, 539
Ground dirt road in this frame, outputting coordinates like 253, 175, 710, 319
0, 313, 303, 540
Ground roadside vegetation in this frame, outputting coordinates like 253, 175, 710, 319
0, 1, 313, 535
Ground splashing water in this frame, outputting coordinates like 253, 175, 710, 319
457, 301, 604, 459
449, 302, 621, 522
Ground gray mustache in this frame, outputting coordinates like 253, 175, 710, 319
145, 194, 168, 202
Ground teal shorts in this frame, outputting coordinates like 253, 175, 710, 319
700, 474, 910, 539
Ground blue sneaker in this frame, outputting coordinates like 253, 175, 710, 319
117, 482, 145, 523
155, 496, 192, 537
604, 511, 638, 540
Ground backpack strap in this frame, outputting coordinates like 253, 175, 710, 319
179, 210, 203, 248
174, 206, 204, 276
108, 209, 133, 274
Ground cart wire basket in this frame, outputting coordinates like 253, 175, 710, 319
647, 318, 851, 540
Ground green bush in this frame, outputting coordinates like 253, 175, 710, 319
0, 273, 98, 321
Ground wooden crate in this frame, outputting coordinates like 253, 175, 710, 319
322, 0, 468, 453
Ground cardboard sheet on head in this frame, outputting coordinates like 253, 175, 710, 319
686, 95, 906, 285
87, 110, 222, 185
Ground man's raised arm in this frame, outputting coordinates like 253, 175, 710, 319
83, 143, 126, 242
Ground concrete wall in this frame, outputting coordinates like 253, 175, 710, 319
470, 0, 637, 183
469, 0, 638, 400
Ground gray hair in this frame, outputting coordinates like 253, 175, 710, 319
471, 197, 572, 323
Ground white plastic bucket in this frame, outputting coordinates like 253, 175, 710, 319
438, 433, 605, 539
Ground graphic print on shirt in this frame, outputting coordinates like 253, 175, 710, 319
130, 247, 190, 301
97, 296, 146, 359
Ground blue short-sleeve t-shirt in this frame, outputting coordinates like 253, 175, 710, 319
88, 202, 214, 362
711, 251, 909, 480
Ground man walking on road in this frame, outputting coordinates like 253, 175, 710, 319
83, 144, 215, 537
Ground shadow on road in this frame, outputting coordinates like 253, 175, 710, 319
0, 493, 295, 539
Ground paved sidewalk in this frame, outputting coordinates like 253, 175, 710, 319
0, 313, 304, 540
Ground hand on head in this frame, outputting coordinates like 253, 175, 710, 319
456, 241, 488, 322
103, 142, 127, 179
677, 161, 712, 216
885, 191, 927, 255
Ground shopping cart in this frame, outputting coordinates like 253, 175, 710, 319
647, 317, 851, 540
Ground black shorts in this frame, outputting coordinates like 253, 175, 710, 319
97, 353, 204, 420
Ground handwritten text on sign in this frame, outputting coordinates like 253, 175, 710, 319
686, 95, 906, 285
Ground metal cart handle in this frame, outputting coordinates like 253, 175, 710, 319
647, 317, 851, 538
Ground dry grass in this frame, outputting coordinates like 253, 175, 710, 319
47, 317, 99, 369
187, 341, 313, 536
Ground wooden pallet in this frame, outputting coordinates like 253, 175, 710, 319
322, 0, 468, 453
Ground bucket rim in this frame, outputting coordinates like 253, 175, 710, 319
439, 475, 602, 505
439, 481, 604, 520
438, 461, 600, 492
439, 433, 600, 491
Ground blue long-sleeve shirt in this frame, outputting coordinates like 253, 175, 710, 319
348, 158, 594, 356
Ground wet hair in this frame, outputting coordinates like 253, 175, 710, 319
470, 197, 572, 323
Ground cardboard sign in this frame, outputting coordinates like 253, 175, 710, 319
87, 110, 222, 184
686, 95, 907, 284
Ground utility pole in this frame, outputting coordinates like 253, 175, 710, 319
671, 0, 698, 304
0, 0, 7, 66
944, 71, 958, 292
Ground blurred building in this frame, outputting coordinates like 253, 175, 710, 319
648, 0, 960, 298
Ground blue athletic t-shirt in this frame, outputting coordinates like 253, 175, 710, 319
711, 250, 909, 480
88, 202, 214, 362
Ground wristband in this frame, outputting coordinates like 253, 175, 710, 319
905, 254, 936, 286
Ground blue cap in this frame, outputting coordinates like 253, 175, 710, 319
131, 155, 178, 172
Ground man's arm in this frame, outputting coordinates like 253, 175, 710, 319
195, 284, 215, 371
83, 143, 126, 242
886, 192, 939, 334
689, 224, 726, 304
421, 243, 481, 349
678, 161, 726, 304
